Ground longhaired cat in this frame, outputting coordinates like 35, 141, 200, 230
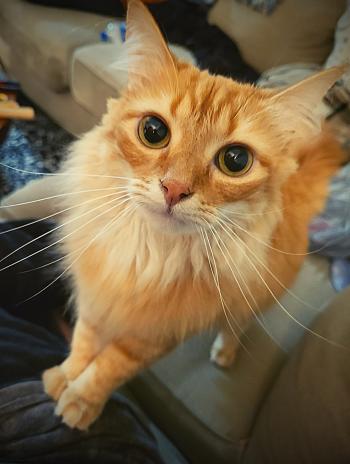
43, 0, 345, 430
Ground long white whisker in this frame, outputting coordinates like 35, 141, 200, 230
216, 215, 318, 312
0, 186, 130, 209
220, 206, 285, 217
206, 219, 282, 350
0, 194, 131, 272
20, 203, 138, 304
0, 191, 128, 264
220, 210, 323, 257
216, 218, 346, 348
198, 226, 251, 357
20, 254, 68, 274
0, 189, 130, 235
0, 162, 137, 181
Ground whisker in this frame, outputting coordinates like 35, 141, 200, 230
19, 203, 138, 304
0, 189, 131, 235
0, 162, 137, 181
0, 191, 129, 264
204, 224, 246, 335
220, 211, 320, 257
0, 186, 130, 209
219, 206, 286, 217
0, 194, 131, 272
220, 207, 350, 255
216, 215, 318, 312
20, 254, 69, 274
198, 226, 252, 358
206, 219, 282, 350
216, 218, 347, 349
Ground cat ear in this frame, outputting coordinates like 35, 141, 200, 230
269, 66, 347, 139
111, 0, 177, 91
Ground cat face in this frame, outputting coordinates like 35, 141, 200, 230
102, 0, 344, 234
109, 69, 277, 234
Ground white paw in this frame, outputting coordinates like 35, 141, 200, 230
210, 333, 237, 368
42, 365, 68, 401
55, 384, 103, 431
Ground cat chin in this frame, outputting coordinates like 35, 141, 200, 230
139, 204, 197, 235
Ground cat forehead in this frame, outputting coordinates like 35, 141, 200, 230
126, 66, 266, 138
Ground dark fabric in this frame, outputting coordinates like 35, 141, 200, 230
0, 382, 164, 464
0, 221, 166, 463
242, 288, 350, 464
26, 0, 126, 16
0, 220, 69, 332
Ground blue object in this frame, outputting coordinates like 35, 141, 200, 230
100, 30, 109, 42
120, 21, 126, 42
330, 258, 350, 292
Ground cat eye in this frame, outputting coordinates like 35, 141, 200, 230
215, 145, 253, 177
138, 115, 170, 148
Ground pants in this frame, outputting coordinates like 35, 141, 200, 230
0, 220, 166, 463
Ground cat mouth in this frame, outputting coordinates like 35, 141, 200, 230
143, 203, 193, 228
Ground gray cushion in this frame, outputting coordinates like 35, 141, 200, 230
71, 42, 125, 119
0, 0, 112, 91
243, 287, 350, 464
129, 256, 335, 463
71, 42, 196, 120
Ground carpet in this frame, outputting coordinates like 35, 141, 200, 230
0, 97, 74, 198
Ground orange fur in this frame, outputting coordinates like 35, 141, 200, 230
42, 0, 345, 430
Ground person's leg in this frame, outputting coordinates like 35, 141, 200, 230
0, 308, 164, 463
0, 222, 168, 463
0, 220, 69, 332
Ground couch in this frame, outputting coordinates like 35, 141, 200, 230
0, 1, 349, 462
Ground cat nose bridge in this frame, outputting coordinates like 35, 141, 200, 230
160, 179, 192, 208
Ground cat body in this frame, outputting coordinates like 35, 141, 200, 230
43, 0, 344, 430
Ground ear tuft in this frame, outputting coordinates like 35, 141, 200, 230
110, 0, 177, 91
269, 66, 348, 140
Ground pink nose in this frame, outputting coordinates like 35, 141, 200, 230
161, 179, 191, 208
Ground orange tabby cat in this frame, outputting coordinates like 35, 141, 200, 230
42, 0, 345, 430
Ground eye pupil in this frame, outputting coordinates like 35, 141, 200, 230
216, 145, 253, 177
224, 147, 249, 172
141, 116, 169, 146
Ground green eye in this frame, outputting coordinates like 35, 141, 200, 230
216, 145, 253, 177
138, 115, 170, 148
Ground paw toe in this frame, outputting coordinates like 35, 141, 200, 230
42, 366, 67, 401
56, 386, 101, 431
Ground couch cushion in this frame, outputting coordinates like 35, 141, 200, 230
129, 256, 336, 463
71, 42, 125, 119
243, 287, 350, 464
208, 0, 346, 73
0, 0, 112, 92
71, 42, 197, 120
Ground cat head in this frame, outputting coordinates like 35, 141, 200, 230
101, 0, 344, 234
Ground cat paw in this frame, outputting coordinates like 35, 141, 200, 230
210, 335, 237, 368
42, 365, 68, 401
55, 385, 103, 431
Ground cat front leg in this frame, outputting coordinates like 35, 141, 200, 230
54, 337, 167, 430
43, 317, 104, 401
210, 323, 244, 368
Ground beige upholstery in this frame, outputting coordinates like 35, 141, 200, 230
129, 256, 335, 462
71, 42, 125, 119
0, 0, 112, 92
0, 177, 62, 223
71, 43, 196, 120
208, 0, 346, 72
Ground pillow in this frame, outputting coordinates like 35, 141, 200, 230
208, 0, 346, 73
